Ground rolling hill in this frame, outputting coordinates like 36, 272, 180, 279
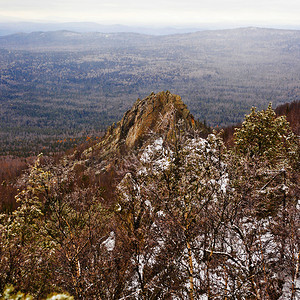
0, 27, 300, 155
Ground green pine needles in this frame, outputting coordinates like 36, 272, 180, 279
234, 103, 298, 164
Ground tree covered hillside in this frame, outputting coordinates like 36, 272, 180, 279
1, 27, 300, 155
0, 92, 299, 299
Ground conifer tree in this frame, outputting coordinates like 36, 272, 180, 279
234, 103, 298, 165
228, 104, 300, 298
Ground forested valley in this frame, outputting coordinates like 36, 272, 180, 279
1, 27, 300, 155
0, 91, 299, 299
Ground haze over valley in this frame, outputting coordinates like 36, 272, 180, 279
0, 27, 300, 154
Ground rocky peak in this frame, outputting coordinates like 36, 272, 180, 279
89, 91, 199, 159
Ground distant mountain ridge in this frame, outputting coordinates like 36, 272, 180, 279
0, 30, 154, 50
1, 26, 300, 50
0, 22, 205, 36
2, 21, 300, 37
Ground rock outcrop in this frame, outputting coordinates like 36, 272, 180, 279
91, 91, 201, 159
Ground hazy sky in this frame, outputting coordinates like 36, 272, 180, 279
1, 0, 300, 26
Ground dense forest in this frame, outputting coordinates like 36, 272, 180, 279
0, 92, 299, 299
1, 27, 300, 155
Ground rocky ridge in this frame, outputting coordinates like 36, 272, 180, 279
84, 91, 206, 160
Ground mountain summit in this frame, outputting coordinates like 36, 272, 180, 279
91, 91, 205, 159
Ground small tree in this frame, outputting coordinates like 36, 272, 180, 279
0, 156, 56, 296
234, 103, 298, 165
228, 103, 300, 298
0, 155, 118, 299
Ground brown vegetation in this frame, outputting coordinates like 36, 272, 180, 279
0, 92, 299, 299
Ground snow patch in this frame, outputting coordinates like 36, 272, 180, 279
103, 231, 115, 251
140, 137, 172, 171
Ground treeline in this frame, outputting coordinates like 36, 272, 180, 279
0, 127, 105, 157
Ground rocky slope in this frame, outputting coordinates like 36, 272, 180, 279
84, 91, 208, 160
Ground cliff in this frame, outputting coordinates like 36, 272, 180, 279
89, 91, 204, 159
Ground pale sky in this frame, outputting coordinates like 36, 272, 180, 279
1, 0, 300, 26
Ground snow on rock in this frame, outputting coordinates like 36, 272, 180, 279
103, 231, 115, 251
278, 276, 300, 299
140, 137, 173, 171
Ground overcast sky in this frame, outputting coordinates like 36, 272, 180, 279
1, 0, 300, 27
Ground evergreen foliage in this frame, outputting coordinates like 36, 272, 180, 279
1, 285, 73, 300
234, 103, 298, 164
